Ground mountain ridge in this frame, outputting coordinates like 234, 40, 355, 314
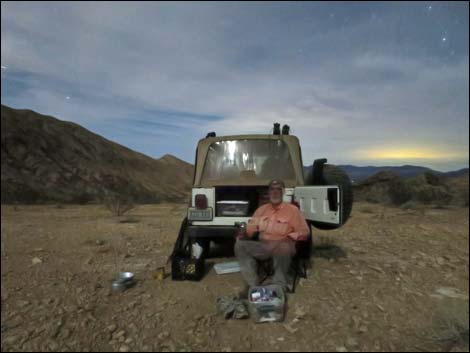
1, 105, 194, 204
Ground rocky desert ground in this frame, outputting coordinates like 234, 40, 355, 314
1, 202, 469, 352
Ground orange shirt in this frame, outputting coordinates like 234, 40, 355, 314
246, 202, 310, 241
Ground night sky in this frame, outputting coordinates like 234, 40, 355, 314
1, 2, 468, 171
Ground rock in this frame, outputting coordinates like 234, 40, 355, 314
294, 305, 307, 319
345, 337, 359, 348
32, 257, 42, 265
158, 331, 170, 340
17, 300, 30, 308
107, 324, 118, 333
436, 257, 446, 266
114, 330, 126, 339
368, 265, 384, 274
358, 325, 368, 334
96, 240, 105, 246
336, 347, 348, 352
284, 323, 298, 334
48, 340, 59, 351
433, 287, 469, 300
119, 345, 130, 352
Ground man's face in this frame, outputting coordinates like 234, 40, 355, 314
268, 184, 284, 205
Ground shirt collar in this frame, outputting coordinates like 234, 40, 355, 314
270, 202, 284, 211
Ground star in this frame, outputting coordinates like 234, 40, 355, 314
442, 37, 447, 42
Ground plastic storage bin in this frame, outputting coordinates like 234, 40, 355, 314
248, 284, 286, 323
216, 200, 249, 216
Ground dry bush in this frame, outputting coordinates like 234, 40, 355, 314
426, 298, 469, 349
104, 193, 136, 217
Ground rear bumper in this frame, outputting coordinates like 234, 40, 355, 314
188, 225, 237, 239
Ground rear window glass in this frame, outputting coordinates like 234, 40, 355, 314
202, 139, 296, 183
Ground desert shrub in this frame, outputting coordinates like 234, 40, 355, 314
414, 186, 452, 205
389, 180, 412, 205
460, 188, 469, 207
427, 298, 469, 348
103, 192, 136, 217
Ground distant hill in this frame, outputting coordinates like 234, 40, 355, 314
304, 164, 469, 183
354, 170, 469, 207
1, 105, 194, 204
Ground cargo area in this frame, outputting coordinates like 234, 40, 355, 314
215, 186, 269, 217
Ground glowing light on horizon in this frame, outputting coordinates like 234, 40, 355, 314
357, 147, 463, 160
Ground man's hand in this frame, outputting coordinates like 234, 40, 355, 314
236, 222, 248, 240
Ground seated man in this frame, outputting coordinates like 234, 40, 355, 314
235, 179, 310, 297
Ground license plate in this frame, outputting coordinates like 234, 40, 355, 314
188, 208, 213, 221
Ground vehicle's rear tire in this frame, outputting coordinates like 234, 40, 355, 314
310, 164, 353, 230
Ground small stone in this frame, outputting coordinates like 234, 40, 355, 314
119, 345, 130, 352
284, 323, 298, 334
345, 337, 359, 348
32, 257, 42, 265
107, 324, 117, 333
114, 330, 126, 339
17, 300, 30, 308
49, 340, 59, 351
436, 257, 445, 266
158, 331, 170, 340
336, 347, 348, 352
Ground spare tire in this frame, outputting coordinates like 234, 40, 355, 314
307, 164, 353, 230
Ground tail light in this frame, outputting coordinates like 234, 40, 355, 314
195, 194, 208, 209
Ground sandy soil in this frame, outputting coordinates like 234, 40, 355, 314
1, 202, 469, 352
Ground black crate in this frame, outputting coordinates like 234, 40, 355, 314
171, 253, 205, 281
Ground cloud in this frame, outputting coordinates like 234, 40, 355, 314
1, 2, 468, 171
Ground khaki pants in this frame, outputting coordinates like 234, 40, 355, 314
234, 239, 295, 290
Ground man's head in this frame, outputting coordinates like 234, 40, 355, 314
268, 179, 285, 205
